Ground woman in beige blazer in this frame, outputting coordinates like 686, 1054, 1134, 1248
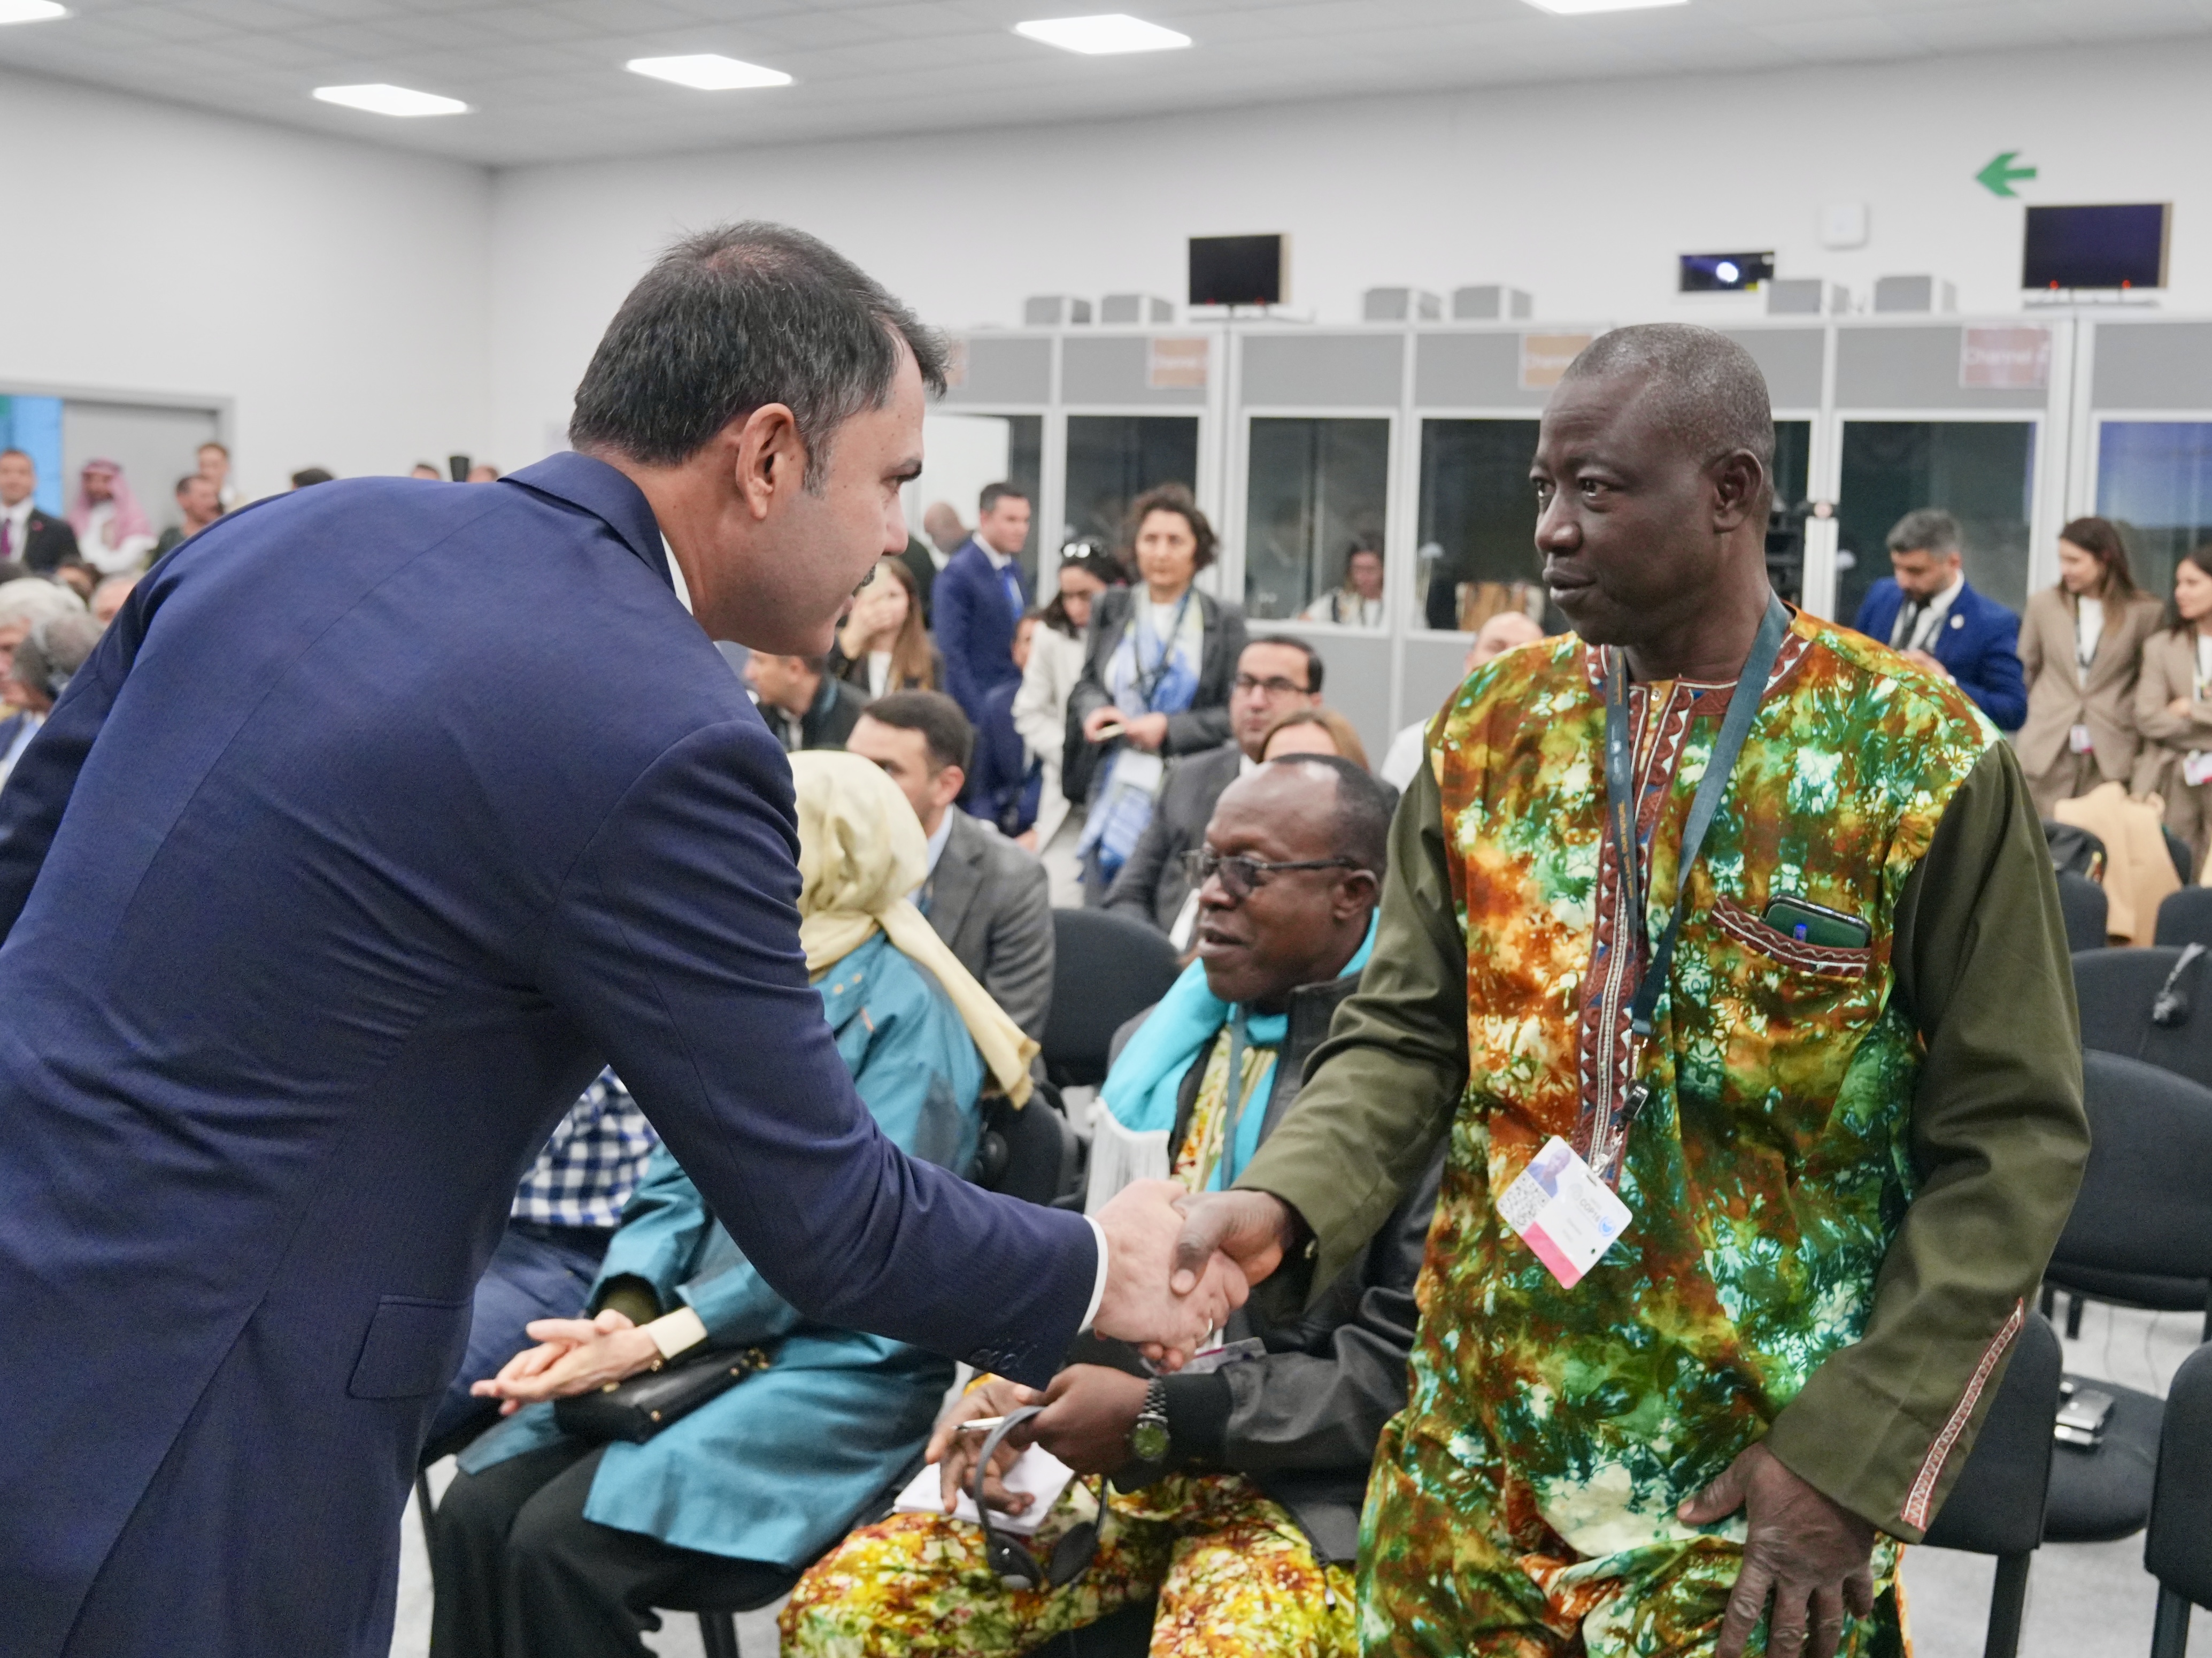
2017, 516, 2164, 817
2132, 545, 2212, 871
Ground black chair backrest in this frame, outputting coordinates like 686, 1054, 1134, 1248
2147, 1341, 2212, 1610
1042, 909, 1182, 1088
2046, 820, 2108, 880
2166, 827, 2197, 887
1922, 1311, 2061, 1555
2156, 885, 2212, 949
2073, 947, 2212, 1090
2058, 871, 2110, 954
972, 1085, 1085, 1210
2053, 1051, 2212, 1284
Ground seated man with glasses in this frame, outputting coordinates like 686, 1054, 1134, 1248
1105, 635, 1325, 947
783, 755, 1442, 1658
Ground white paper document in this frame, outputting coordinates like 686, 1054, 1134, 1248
891, 1444, 1079, 1538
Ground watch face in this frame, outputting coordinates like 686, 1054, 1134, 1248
1131, 1418, 1170, 1463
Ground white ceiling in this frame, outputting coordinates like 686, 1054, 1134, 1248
7, 0, 2212, 168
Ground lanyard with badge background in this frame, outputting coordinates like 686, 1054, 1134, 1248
1494, 594, 1793, 1288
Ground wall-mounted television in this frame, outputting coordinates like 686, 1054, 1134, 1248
2023, 204, 2170, 290
1679, 252, 1774, 293
1190, 234, 1285, 308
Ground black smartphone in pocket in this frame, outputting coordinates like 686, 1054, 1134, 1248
1761, 895, 1872, 949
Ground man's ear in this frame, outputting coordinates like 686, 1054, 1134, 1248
731, 403, 805, 521
1332, 872, 1379, 923
936, 764, 967, 808
1707, 449, 1766, 533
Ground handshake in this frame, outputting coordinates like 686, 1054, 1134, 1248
1087, 1180, 1299, 1367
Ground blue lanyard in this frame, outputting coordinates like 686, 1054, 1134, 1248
1602, 596, 1791, 1053
1132, 589, 1196, 713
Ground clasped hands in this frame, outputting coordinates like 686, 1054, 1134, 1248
469, 1308, 663, 1416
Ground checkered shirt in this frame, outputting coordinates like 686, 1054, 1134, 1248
510, 1069, 659, 1229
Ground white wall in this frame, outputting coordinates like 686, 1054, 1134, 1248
487, 36, 2212, 467
0, 69, 491, 501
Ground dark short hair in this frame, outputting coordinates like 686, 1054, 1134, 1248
1346, 542, 1384, 564
1887, 508, 1962, 558
1243, 633, 1323, 695
175, 472, 210, 495
1127, 483, 1217, 572
290, 467, 335, 488
569, 221, 949, 487
978, 481, 1029, 516
1562, 324, 1776, 510
859, 689, 973, 773
1261, 753, 1393, 878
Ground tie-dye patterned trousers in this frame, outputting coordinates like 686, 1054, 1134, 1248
781, 1471, 1356, 1657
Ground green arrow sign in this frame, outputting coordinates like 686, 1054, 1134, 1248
1977, 151, 2037, 197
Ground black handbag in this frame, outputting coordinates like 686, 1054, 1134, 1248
552, 1346, 770, 1445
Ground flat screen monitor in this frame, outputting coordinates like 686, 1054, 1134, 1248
1190, 234, 1285, 308
2023, 204, 2169, 290
1679, 252, 1774, 293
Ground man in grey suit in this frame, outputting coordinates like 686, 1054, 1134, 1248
846, 690, 1053, 1038
1104, 636, 1324, 945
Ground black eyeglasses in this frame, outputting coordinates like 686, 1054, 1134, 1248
1181, 847, 1359, 900
1232, 673, 1310, 697
974, 1407, 1106, 1591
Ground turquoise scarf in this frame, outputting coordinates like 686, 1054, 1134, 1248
1097, 914, 1378, 1185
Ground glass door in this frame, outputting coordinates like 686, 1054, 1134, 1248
1242, 417, 1391, 623
1835, 421, 2037, 627
1062, 415, 1201, 558
2095, 421, 2212, 604
1415, 419, 1542, 632
914, 412, 1044, 584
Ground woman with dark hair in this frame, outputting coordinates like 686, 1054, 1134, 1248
2017, 515, 2163, 816
829, 556, 939, 698
1012, 549, 1120, 880
2132, 543, 2212, 872
1068, 485, 1247, 900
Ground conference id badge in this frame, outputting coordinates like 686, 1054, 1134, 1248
1496, 1137, 1633, 1289
2186, 751, 2212, 788
2070, 724, 2095, 755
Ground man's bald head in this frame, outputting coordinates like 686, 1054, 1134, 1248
1562, 325, 1775, 515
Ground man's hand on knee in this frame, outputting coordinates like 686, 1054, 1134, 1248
1679, 1442, 1876, 1658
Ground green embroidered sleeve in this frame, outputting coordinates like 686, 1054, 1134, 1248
1763, 739, 2089, 1539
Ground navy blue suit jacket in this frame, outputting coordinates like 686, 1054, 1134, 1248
0, 454, 1093, 1657
1853, 577, 2028, 731
934, 536, 1029, 723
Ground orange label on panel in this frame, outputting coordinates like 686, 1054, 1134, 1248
1959, 326, 2050, 391
1520, 333, 1593, 391
1147, 336, 1209, 390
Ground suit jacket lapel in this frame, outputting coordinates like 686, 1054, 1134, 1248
929, 813, 986, 951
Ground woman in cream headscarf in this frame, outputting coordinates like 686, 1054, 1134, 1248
433, 751, 1038, 1650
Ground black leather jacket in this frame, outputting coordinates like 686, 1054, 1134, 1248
1091, 969, 1445, 1561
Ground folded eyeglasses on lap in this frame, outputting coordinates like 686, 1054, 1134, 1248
1180, 847, 1359, 900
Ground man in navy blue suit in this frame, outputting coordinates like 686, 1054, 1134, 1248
934, 481, 1033, 725
1851, 506, 2028, 731
0, 224, 1240, 1658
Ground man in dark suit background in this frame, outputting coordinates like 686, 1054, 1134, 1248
1852, 506, 2028, 731
846, 691, 1053, 1040
1105, 636, 1324, 943
744, 648, 866, 751
0, 222, 1238, 1658
0, 449, 80, 576
934, 482, 1032, 725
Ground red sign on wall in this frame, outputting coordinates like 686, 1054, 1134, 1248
1959, 326, 2051, 391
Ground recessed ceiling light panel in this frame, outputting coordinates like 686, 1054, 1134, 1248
1522, 0, 1687, 13
1014, 14, 1193, 54
0, 1, 68, 22
627, 54, 792, 90
313, 83, 468, 118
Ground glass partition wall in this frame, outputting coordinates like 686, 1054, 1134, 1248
1834, 421, 2037, 626
1242, 417, 1391, 622
1416, 419, 1542, 632
914, 411, 1044, 584
2097, 421, 2212, 604
1062, 415, 1200, 556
